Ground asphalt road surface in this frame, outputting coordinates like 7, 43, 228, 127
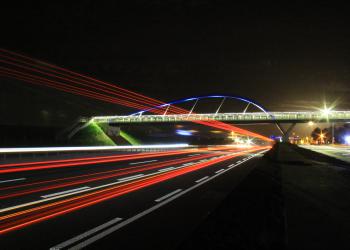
300, 145, 350, 163
0, 145, 269, 249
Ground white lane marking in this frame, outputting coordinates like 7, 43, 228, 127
155, 189, 182, 202
174, 165, 187, 170
117, 174, 144, 181
50, 217, 123, 250
182, 163, 194, 166
195, 176, 209, 183
237, 160, 242, 163
158, 167, 175, 172
54, 149, 268, 250
0, 172, 160, 213
41, 186, 90, 199
129, 160, 158, 165
215, 169, 225, 174
0, 178, 26, 184
1, 149, 268, 214
227, 163, 235, 168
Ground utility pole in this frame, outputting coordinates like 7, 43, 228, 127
331, 122, 335, 144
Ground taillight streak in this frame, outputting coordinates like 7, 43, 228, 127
0, 147, 267, 234
0, 151, 227, 199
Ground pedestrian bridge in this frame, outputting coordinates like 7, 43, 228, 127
87, 111, 350, 124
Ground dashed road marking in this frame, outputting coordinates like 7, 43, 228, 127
155, 189, 182, 202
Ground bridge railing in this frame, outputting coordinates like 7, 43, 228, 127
87, 111, 350, 123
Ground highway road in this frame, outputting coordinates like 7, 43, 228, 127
300, 145, 350, 163
0, 145, 270, 249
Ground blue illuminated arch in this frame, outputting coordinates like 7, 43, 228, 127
129, 95, 269, 116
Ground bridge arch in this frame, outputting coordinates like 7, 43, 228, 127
130, 95, 270, 116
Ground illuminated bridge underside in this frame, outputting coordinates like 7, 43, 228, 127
90, 111, 350, 124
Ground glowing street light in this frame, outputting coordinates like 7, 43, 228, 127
319, 132, 325, 144
246, 138, 253, 144
322, 108, 331, 116
344, 135, 350, 145
308, 121, 314, 126
176, 130, 192, 136
321, 104, 332, 117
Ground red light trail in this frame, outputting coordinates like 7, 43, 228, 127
0, 149, 231, 199
0, 148, 201, 174
0, 49, 272, 141
0, 146, 269, 235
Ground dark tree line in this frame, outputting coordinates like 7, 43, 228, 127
311, 124, 350, 144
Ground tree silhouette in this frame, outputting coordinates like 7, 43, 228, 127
311, 127, 321, 141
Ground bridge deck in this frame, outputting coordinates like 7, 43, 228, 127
86, 111, 350, 124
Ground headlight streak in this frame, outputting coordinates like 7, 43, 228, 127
0, 144, 190, 154
0, 147, 269, 234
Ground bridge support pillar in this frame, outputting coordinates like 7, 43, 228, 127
275, 123, 296, 142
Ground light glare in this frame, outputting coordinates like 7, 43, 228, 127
176, 130, 192, 136
345, 135, 350, 145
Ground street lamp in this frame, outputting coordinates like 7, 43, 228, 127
322, 108, 332, 116
344, 135, 350, 145
319, 132, 325, 144
320, 104, 335, 143
321, 105, 332, 116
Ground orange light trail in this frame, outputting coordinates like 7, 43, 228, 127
0, 146, 269, 235
0, 148, 202, 174
0, 49, 273, 142
0, 150, 229, 199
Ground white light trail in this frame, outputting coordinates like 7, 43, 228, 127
0, 144, 190, 153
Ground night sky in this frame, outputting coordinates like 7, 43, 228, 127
2, 1, 350, 136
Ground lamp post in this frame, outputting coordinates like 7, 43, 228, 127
331, 122, 335, 144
